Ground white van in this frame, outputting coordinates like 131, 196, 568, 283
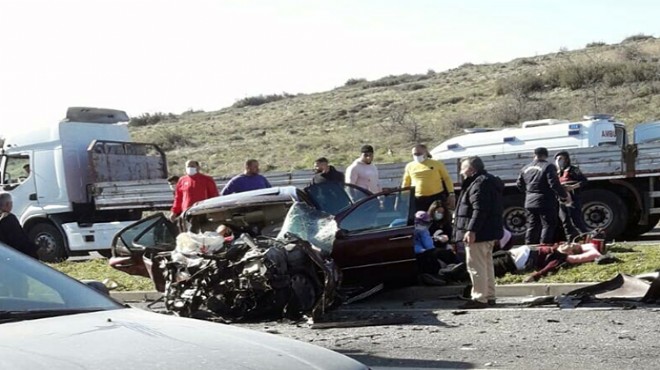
430, 115, 626, 160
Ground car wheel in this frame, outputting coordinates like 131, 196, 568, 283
580, 189, 628, 240
621, 214, 660, 240
29, 223, 68, 262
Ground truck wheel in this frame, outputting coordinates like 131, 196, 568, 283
621, 214, 660, 239
502, 194, 526, 244
29, 223, 68, 263
580, 189, 628, 240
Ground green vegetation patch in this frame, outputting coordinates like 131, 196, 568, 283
49, 258, 154, 291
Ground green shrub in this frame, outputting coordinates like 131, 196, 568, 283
128, 112, 178, 127
622, 34, 655, 43
495, 72, 545, 96
154, 130, 194, 151
586, 41, 607, 48
362, 74, 431, 89
233, 93, 293, 108
345, 78, 366, 86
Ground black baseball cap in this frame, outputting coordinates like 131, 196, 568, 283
360, 144, 374, 153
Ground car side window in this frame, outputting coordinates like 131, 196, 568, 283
339, 190, 412, 233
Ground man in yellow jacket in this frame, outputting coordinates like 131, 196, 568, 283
402, 144, 455, 213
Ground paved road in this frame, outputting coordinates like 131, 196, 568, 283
132, 295, 660, 370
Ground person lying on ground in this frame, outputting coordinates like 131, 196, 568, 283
439, 241, 602, 283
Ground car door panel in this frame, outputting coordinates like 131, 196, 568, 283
109, 213, 177, 277
332, 188, 417, 288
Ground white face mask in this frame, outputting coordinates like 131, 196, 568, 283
556, 159, 565, 169
185, 167, 198, 176
433, 212, 444, 221
413, 155, 426, 163
169, 184, 176, 191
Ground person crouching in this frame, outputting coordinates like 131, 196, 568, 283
414, 211, 447, 286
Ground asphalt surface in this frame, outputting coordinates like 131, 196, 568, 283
131, 294, 660, 370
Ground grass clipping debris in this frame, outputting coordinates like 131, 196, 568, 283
48, 244, 660, 291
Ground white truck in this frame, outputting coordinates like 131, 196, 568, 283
408, 115, 660, 242
252, 115, 660, 243
0, 107, 171, 262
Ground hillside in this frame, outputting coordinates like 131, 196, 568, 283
129, 35, 660, 177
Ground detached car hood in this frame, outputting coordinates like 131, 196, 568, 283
0, 308, 365, 370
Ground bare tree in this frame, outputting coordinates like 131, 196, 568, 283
378, 106, 426, 144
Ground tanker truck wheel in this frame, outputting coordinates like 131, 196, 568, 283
29, 223, 68, 263
580, 189, 628, 241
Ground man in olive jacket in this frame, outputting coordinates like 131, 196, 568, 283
454, 156, 504, 309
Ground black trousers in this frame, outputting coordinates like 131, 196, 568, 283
414, 192, 446, 213
559, 199, 588, 242
525, 207, 557, 245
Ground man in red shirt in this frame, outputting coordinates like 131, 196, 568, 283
169, 160, 219, 221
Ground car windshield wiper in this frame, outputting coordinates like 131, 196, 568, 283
0, 308, 107, 323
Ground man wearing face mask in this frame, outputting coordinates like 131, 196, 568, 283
402, 144, 455, 213
454, 156, 504, 308
170, 160, 219, 222
345, 145, 380, 193
554, 151, 589, 241
221, 159, 272, 195
310, 157, 345, 185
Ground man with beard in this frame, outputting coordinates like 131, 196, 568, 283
454, 156, 504, 309
345, 144, 380, 193
310, 157, 345, 185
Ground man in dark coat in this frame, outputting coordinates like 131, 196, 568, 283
310, 157, 345, 185
454, 156, 504, 309
554, 151, 589, 241
516, 147, 568, 245
0, 192, 39, 259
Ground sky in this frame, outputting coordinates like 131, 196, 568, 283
0, 0, 658, 137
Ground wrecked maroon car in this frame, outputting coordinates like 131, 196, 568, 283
110, 182, 419, 320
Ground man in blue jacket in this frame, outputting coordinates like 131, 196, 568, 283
454, 156, 504, 309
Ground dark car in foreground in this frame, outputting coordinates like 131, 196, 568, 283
110, 183, 419, 318
0, 243, 367, 370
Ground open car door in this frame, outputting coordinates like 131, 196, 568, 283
331, 187, 417, 290
109, 213, 178, 279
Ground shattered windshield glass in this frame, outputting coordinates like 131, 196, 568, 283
277, 202, 337, 253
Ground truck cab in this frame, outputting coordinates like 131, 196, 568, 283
430, 115, 626, 160
0, 107, 164, 262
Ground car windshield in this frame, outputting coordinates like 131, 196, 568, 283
304, 182, 371, 215
0, 244, 123, 323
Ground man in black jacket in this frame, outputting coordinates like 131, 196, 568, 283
555, 151, 589, 241
0, 192, 39, 259
454, 156, 504, 309
310, 157, 345, 185
517, 147, 569, 245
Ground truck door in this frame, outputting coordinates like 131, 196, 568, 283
0, 154, 37, 219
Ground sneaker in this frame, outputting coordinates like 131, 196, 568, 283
458, 300, 489, 309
